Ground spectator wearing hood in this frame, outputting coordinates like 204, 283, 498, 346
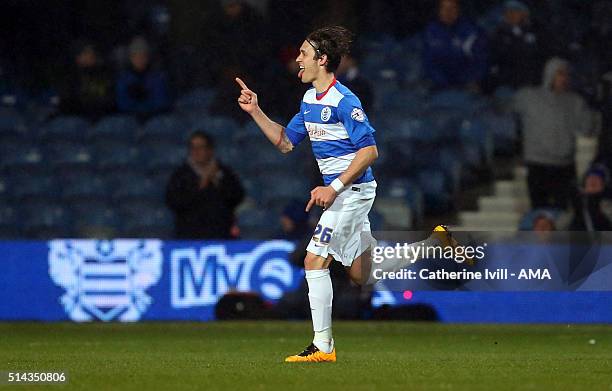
512, 57, 597, 209
116, 36, 170, 118
570, 164, 612, 231
423, 0, 488, 90
489, 1, 547, 89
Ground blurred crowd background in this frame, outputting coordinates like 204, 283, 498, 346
1, 0, 612, 240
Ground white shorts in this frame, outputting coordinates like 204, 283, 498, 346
306, 180, 377, 267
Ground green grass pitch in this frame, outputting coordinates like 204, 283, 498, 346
1, 322, 611, 390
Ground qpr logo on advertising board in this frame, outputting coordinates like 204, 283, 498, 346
321, 106, 332, 122
49, 239, 163, 322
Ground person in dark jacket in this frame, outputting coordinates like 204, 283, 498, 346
165, 131, 245, 239
116, 36, 170, 118
488, 1, 547, 89
423, 0, 488, 90
570, 164, 612, 231
59, 40, 114, 119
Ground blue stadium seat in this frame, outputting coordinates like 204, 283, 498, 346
140, 114, 188, 144
95, 142, 141, 170
46, 142, 93, 172
190, 115, 241, 139
119, 203, 173, 238
237, 207, 277, 239
110, 174, 161, 202
21, 203, 73, 238
519, 209, 562, 231
0, 144, 44, 174
481, 112, 518, 155
61, 176, 110, 202
88, 114, 139, 143
175, 88, 216, 112
0, 205, 20, 238
459, 119, 493, 167
142, 143, 185, 173
417, 168, 453, 214
0, 107, 27, 135
428, 90, 487, 113
260, 174, 311, 201
378, 178, 425, 224
39, 116, 90, 142
74, 203, 121, 238
9, 174, 59, 201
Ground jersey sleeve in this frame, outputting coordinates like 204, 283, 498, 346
337, 96, 376, 149
284, 102, 307, 146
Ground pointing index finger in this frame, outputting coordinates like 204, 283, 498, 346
235, 77, 249, 90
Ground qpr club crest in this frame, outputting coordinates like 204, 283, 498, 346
321, 106, 332, 122
48, 239, 163, 322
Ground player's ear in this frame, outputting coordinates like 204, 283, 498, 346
318, 54, 328, 67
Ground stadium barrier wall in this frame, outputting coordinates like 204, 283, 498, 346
0, 239, 611, 323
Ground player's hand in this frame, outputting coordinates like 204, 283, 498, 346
306, 186, 338, 212
235, 77, 258, 114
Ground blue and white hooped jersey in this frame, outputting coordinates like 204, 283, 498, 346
284, 79, 376, 186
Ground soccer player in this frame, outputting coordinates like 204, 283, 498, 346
236, 26, 453, 362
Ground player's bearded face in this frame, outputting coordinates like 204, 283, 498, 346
296, 41, 320, 83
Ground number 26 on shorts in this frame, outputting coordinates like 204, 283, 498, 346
312, 224, 333, 244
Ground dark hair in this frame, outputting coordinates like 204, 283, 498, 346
189, 130, 215, 149
306, 25, 354, 73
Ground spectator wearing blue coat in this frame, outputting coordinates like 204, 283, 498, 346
423, 0, 488, 90
116, 37, 170, 118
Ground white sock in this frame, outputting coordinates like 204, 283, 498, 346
305, 269, 333, 353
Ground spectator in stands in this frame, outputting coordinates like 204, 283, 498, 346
277, 200, 311, 240
336, 52, 374, 113
488, 1, 546, 89
512, 57, 596, 209
531, 211, 556, 231
165, 131, 245, 239
423, 0, 488, 91
570, 164, 612, 231
59, 40, 114, 119
116, 36, 170, 118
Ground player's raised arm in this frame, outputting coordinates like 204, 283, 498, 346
235, 77, 294, 154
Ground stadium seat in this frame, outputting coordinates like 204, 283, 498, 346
119, 203, 173, 238
416, 168, 453, 214
38, 116, 89, 143
0, 107, 27, 136
190, 115, 241, 139
0, 144, 44, 174
378, 177, 424, 222
0, 205, 20, 238
61, 176, 110, 202
46, 142, 93, 173
110, 174, 161, 202
142, 143, 185, 173
8, 174, 59, 201
94, 142, 141, 170
74, 203, 121, 238
237, 207, 277, 239
140, 114, 188, 144
459, 119, 494, 167
175, 88, 216, 112
88, 114, 139, 143
21, 203, 73, 238
428, 90, 487, 113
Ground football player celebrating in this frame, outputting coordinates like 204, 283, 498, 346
236, 26, 453, 362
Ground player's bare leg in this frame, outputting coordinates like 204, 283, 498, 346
285, 252, 337, 363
